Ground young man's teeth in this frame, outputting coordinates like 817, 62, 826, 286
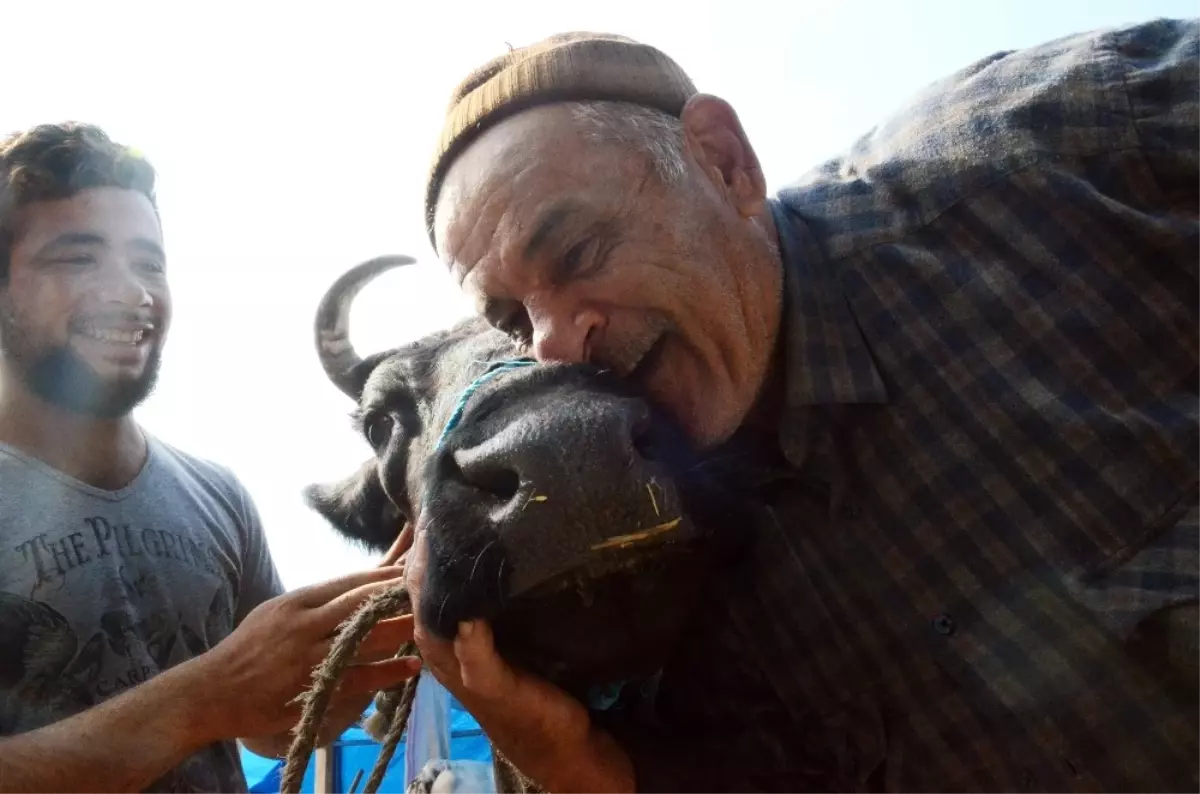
83, 328, 144, 345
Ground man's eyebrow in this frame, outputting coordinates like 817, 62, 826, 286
33, 233, 165, 262
35, 232, 107, 254
523, 202, 579, 260
129, 237, 166, 260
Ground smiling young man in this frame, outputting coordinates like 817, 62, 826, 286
0, 122, 421, 793
405, 20, 1200, 794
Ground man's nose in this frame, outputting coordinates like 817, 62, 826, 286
529, 302, 603, 364
96, 262, 153, 307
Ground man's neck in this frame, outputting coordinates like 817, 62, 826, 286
741, 202, 787, 439
0, 379, 148, 491
742, 332, 786, 437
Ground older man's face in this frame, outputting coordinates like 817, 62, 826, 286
433, 102, 781, 448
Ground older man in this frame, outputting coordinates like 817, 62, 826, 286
405, 19, 1199, 793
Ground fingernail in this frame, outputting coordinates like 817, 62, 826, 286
458, 620, 475, 640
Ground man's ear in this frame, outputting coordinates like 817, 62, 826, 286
303, 459, 406, 554
680, 93, 767, 218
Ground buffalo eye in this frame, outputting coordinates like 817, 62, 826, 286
364, 413, 395, 450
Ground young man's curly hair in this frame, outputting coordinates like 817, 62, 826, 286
0, 121, 158, 281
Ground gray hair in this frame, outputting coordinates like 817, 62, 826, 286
565, 100, 688, 184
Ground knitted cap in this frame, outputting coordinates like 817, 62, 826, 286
424, 32, 697, 248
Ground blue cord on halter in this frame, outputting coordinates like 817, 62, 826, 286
434, 356, 627, 712
434, 358, 537, 452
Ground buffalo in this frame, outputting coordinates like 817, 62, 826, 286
303, 255, 752, 702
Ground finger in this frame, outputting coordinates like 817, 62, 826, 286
258, 699, 304, 739
410, 608, 457, 669
377, 523, 414, 568
273, 685, 367, 748
308, 638, 335, 669
404, 529, 431, 611
336, 656, 424, 697
301, 618, 415, 672
306, 614, 414, 670
315, 692, 376, 745
453, 619, 517, 702
307, 575, 407, 632
350, 646, 402, 666
373, 559, 405, 581
352, 615, 416, 662
293, 567, 406, 609
447, 623, 590, 762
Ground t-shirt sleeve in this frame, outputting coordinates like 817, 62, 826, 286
222, 471, 286, 624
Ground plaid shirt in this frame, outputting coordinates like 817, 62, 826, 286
594, 17, 1198, 793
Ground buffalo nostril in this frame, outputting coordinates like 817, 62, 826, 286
631, 406, 691, 466
632, 406, 676, 464
631, 413, 657, 461
446, 448, 522, 502
466, 465, 521, 501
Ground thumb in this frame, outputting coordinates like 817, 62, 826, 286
454, 620, 516, 701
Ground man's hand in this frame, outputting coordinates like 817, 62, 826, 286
187, 566, 421, 747
240, 529, 418, 757
378, 523, 413, 568
406, 527, 636, 794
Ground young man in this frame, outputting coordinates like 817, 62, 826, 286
407, 19, 1199, 793
0, 122, 420, 793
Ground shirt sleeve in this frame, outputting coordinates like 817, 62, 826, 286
1110, 18, 1199, 212
222, 470, 287, 624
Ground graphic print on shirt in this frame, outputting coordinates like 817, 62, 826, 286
1, 513, 236, 731
13, 513, 222, 601
0, 592, 105, 735
1, 509, 246, 792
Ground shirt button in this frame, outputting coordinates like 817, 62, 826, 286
932, 613, 956, 636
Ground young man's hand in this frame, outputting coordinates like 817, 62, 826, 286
237, 529, 419, 757
190, 565, 421, 746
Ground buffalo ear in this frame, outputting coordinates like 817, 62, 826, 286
303, 459, 405, 554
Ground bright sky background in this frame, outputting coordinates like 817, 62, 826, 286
2, 0, 1192, 589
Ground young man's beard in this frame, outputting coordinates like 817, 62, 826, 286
0, 311, 163, 419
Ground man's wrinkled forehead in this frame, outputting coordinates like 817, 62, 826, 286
433, 105, 575, 268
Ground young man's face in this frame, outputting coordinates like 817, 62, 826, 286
0, 186, 171, 418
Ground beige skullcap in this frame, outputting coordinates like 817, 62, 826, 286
424, 31, 697, 248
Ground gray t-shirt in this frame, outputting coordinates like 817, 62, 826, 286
0, 432, 286, 792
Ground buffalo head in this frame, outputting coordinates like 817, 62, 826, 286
304, 255, 743, 698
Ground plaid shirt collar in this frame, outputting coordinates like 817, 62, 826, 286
768, 198, 889, 468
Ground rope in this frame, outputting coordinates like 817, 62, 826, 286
280, 586, 412, 792
362, 646, 419, 794
434, 359, 536, 449
280, 359, 538, 794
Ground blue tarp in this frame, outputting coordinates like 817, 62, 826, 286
240, 696, 491, 793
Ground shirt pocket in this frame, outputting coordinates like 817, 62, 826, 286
1064, 498, 1198, 670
